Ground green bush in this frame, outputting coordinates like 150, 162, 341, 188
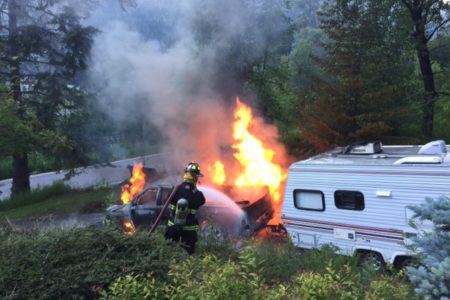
366, 276, 419, 300
3, 226, 417, 300
299, 244, 359, 274
0, 227, 186, 299
254, 241, 360, 284
103, 246, 271, 300
0, 156, 12, 180
250, 239, 303, 283
0, 153, 69, 181
102, 242, 419, 300
288, 264, 362, 300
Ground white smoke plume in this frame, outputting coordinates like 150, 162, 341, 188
86, 0, 289, 173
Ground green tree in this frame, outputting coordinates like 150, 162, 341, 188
399, 0, 450, 139
429, 34, 450, 141
245, 2, 332, 156
299, 0, 418, 151
0, 0, 96, 194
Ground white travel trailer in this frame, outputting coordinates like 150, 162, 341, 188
281, 140, 450, 269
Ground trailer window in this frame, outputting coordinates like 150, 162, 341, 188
293, 189, 325, 211
334, 190, 364, 211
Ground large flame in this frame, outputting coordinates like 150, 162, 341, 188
208, 97, 287, 225
232, 98, 286, 203
121, 163, 146, 204
208, 160, 226, 186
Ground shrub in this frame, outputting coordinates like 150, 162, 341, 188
99, 274, 164, 300
366, 276, 419, 300
103, 256, 417, 300
0, 156, 12, 180
250, 239, 303, 283
288, 264, 362, 300
298, 244, 359, 274
407, 196, 450, 299
0, 227, 186, 299
103, 246, 271, 300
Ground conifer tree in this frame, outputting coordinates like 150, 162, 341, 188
300, 0, 416, 151
0, 0, 96, 194
407, 196, 450, 299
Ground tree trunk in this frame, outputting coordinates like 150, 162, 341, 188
12, 153, 30, 195
408, 2, 437, 139
415, 30, 436, 139
9, 0, 31, 194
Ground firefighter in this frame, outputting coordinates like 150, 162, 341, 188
164, 162, 206, 254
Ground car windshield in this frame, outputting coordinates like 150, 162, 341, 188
136, 188, 158, 205
159, 187, 173, 204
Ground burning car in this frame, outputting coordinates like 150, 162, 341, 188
106, 97, 288, 237
105, 183, 274, 238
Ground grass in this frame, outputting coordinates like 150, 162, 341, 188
0, 183, 116, 220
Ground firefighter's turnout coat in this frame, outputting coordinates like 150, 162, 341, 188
165, 180, 205, 254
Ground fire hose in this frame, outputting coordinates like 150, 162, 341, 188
149, 185, 180, 234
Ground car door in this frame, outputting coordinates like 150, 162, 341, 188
131, 188, 159, 228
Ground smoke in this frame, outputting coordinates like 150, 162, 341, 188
86, 0, 289, 172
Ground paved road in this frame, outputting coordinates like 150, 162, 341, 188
0, 153, 169, 201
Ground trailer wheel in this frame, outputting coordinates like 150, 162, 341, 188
103, 215, 112, 226
395, 256, 416, 270
359, 251, 385, 272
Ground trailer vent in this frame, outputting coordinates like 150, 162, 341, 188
394, 156, 442, 165
342, 141, 382, 154
418, 140, 447, 155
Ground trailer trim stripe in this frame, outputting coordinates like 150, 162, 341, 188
282, 216, 403, 235
284, 222, 404, 242
289, 168, 450, 177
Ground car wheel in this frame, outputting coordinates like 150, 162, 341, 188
200, 220, 225, 242
360, 251, 385, 272
103, 215, 112, 226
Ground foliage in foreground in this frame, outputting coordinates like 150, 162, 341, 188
407, 196, 450, 299
0, 222, 419, 300
103, 242, 417, 300
0, 227, 186, 299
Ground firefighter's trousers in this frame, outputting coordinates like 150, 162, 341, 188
164, 225, 198, 255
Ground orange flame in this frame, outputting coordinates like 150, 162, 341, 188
123, 219, 135, 235
208, 97, 286, 213
208, 160, 226, 186
121, 163, 146, 204
232, 98, 286, 203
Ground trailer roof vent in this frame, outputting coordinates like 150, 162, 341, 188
444, 153, 450, 163
418, 140, 447, 155
394, 156, 442, 165
342, 141, 383, 154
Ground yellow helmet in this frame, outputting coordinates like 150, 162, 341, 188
184, 162, 204, 178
